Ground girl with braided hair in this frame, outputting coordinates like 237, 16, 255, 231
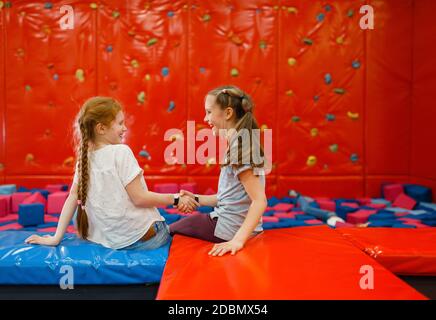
25, 97, 198, 250
170, 85, 268, 256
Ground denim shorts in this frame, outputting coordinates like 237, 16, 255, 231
123, 221, 172, 250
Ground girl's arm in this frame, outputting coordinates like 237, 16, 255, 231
209, 169, 267, 256
179, 190, 218, 207
25, 183, 79, 246
125, 174, 199, 210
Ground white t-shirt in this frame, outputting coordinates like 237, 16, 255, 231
73, 144, 164, 249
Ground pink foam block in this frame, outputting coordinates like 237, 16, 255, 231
273, 212, 297, 219
335, 222, 355, 228
394, 212, 409, 217
317, 200, 336, 211
0, 198, 8, 217
45, 184, 64, 194
47, 192, 69, 214
12, 192, 32, 213
0, 214, 18, 223
341, 202, 359, 208
153, 183, 179, 193
367, 203, 386, 210
262, 216, 279, 223
0, 223, 22, 231
179, 182, 197, 194
272, 203, 294, 212
0, 195, 12, 216
44, 215, 60, 223
22, 192, 47, 212
165, 208, 180, 214
357, 198, 372, 205
393, 193, 417, 210
304, 219, 323, 225
346, 209, 377, 224
383, 184, 404, 202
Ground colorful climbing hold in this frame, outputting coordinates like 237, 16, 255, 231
307, 155, 317, 167
147, 38, 158, 47
334, 88, 345, 95
259, 40, 267, 50
167, 101, 176, 112
206, 157, 216, 168
324, 5, 332, 12
144, 74, 151, 81
112, 10, 120, 18
291, 116, 300, 122
0, 163, 4, 171
336, 36, 344, 44
202, 14, 211, 22
303, 38, 313, 45
5, 1, 11, 9
310, 128, 319, 137
230, 68, 239, 77
352, 60, 361, 69
90, 3, 98, 9
44, 2, 53, 9
316, 13, 325, 22
16, 48, 24, 57
350, 153, 359, 163
228, 32, 243, 45
75, 69, 85, 82
324, 73, 332, 85
167, 11, 174, 18
42, 25, 51, 35
131, 59, 139, 68
139, 150, 151, 160
347, 111, 359, 120
199, 67, 206, 74
325, 114, 336, 121
106, 45, 113, 52
161, 67, 169, 77
347, 9, 354, 17
260, 124, 268, 132
25, 85, 31, 91
288, 57, 297, 66
53, 74, 59, 81
288, 7, 298, 14
137, 91, 145, 104
25, 153, 34, 162
329, 144, 338, 153
63, 157, 74, 167
313, 95, 320, 102
286, 90, 294, 96
0, 2, 3, 10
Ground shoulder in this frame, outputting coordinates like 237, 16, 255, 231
112, 144, 135, 156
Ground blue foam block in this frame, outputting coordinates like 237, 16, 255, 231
392, 223, 416, 229
161, 213, 181, 225
263, 210, 275, 216
280, 197, 296, 204
368, 213, 397, 221
418, 202, 436, 212
295, 214, 316, 221
0, 184, 16, 195
198, 206, 214, 213
0, 231, 170, 285
17, 187, 30, 192
335, 206, 358, 220
371, 198, 392, 206
61, 185, 69, 191
31, 189, 49, 199
267, 196, 280, 207
335, 199, 360, 206
404, 184, 432, 203
368, 220, 397, 227
18, 203, 45, 227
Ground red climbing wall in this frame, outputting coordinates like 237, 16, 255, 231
0, 0, 435, 198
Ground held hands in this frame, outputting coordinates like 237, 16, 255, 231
177, 189, 199, 213
24, 234, 59, 246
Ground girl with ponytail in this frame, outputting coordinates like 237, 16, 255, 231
169, 85, 268, 256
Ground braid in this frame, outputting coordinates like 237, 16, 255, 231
77, 126, 90, 239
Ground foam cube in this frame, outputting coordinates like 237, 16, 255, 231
341, 202, 359, 208
179, 182, 197, 194
12, 192, 32, 213
22, 192, 47, 213
273, 212, 297, 219
404, 184, 432, 203
346, 209, 377, 224
45, 184, 64, 194
367, 203, 387, 210
0, 223, 22, 231
0, 198, 8, 218
335, 222, 355, 228
262, 216, 279, 223
304, 219, 323, 225
383, 184, 404, 202
0, 195, 12, 216
47, 191, 69, 214
393, 193, 417, 210
18, 203, 45, 227
0, 184, 16, 195
336, 206, 358, 220
30, 189, 49, 199
154, 183, 179, 193
272, 203, 294, 212
356, 198, 372, 205
317, 200, 336, 211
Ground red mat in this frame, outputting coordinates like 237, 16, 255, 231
336, 228, 436, 276
157, 226, 426, 300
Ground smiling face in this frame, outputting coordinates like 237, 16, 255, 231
204, 94, 236, 137
95, 111, 127, 145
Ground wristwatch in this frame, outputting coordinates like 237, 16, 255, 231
173, 193, 180, 206
195, 195, 200, 204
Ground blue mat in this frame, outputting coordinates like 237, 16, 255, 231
0, 231, 170, 285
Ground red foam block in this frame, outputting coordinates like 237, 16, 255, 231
393, 193, 417, 210
383, 184, 404, 202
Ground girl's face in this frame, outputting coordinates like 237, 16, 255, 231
96, 111, 127, 145
204, 94, 235, 136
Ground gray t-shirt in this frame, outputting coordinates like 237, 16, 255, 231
210, 164, 265, 241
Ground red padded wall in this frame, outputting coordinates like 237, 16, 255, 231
0, 1, 435, 198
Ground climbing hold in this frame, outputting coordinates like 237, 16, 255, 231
167, 11, 174, 18
352, 60, 361, 69
336, 36, 344, 44
288, 57, 297, 66
42, 25, 51, 35
137, 91, 145, 104
167, 101, 176, 112
75, 69, 85, 82
256, 8, 262, 14
288, 7, 298, 14
228, 32, 243, 45
139, 150, 151, 160
106, 45, 113, 52
303, 38, 313, 45
333, 88, 345, 95
90, 3, 98, 9
131, 59, 139, 68
0, 163, 4, 171
16, 48, 24, 57
324, 73, 332, 84
144, 74, 151, 81
206, 157, 216, 168
63, 157, 74, 167
53, 74, 59, 81
25, 153, 34, 163
313, 95, 320, 102
0, 2, 3, 9
291, 116, 300, 122
347, 9, 354, 17
286, 90, 294, 96
169, 133, 183, 141
44, 2, 52, 9
199, 67, 206, 74
25, 85, 31, 91
329, 144, 338, 153
128, 29, 136, 37
161, 67, 169, 77
306, 155, 317, 167
202, 14, 211, 22
259, 40, 267, 50
316, 13, 325, 22
347, 111, 359, 120
310, 128, 319, 137
112, 10, 120, 18
146, 38, 158, 47
5, 1, 12, 8
143, 164, 150, 171
350, 153, 359, 163
324, 5, 332, 12
47, 63, 54, 69
230, 68, 239, 77
260, 124, 268, 132
325, 113, 336, 121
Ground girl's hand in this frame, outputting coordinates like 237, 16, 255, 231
208, 239, 244, 257
177, 190, 199, 213
25, 234, 60, 246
